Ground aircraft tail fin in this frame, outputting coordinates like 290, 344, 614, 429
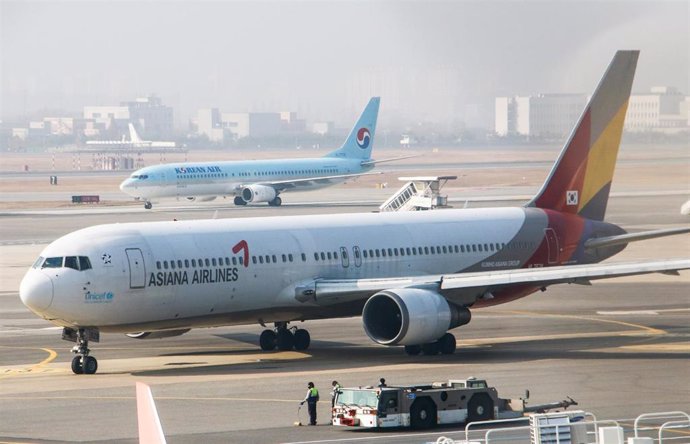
326, 97, 380, 160
528, 50, 639, 221
129, 123, 143, 144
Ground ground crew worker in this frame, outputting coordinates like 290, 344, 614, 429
378, 377, 387, 388
300, 382, 319, 425
330, 380, 341, 408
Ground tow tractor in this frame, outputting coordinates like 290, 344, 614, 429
332, 377, 576, 429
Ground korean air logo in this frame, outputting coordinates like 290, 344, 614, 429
356, 128, 371, 149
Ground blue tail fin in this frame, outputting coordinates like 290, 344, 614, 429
326, 97, 380, 160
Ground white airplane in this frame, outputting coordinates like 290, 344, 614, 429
119, 98, 404, 209
19, 51, 690, 375
86, 123, 176, 149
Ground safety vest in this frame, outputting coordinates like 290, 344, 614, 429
309, 387, 319, 401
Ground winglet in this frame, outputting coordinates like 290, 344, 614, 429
528, 50, 639, 221
136, 382, 167, 444
326, 97, 380, 160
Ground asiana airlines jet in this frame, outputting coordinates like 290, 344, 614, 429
119, 97, 406, 209
20, 51, 690, 374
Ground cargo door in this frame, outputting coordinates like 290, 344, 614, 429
125, 248, 146, 289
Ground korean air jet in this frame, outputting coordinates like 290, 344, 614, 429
120, 98, 396, 209
20, 51, 690, 374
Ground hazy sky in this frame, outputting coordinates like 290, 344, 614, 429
1, 0, 688, 128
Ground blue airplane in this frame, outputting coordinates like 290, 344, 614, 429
120, 98, 406, 209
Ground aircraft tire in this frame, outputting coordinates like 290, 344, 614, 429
259, 330, 277, 351
144, 202, 152, 210
422, 342, 440, 355
234, 196, 247, 206
71, 356, 84, 374
438, 333, 457, 355
268, 196, 282, 207
404, 345, 422, 355
276, 329, 294, 351
293, 329, 310, 351
83, 356, 98, 374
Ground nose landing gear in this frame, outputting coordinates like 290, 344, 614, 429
63, 327, 99, 374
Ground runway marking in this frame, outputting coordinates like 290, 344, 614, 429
0, 347, 57, 379
597, 308, 690, 316
0, 395, 298, 403
620, 342, 690, 352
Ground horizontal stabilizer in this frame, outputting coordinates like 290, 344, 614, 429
360, 154, 421, 167
585, 227, 690, 250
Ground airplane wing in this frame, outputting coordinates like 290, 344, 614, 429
300, 259, 690, 307
245, 171, 383, 192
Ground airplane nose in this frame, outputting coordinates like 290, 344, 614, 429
19, 271, 54, 312
119, 179, 130, 192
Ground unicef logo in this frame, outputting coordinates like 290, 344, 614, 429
356, 128, 371, 149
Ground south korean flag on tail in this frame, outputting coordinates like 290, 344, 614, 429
566, 190, 579, 206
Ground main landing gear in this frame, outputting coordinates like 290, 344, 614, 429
268, 196, 282, 207
259, 322, 310, 352
234, 196, 247, 206
144, 201, 153, 210
403, 332, 457, 356
63, 327, 99, 374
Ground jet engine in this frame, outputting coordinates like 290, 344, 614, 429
241, 185, 277, 203
362, 289, 471, 346
126, 328, 191, 339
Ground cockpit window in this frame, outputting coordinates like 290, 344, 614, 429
32, 256, 45, 269
79, 256, 92, 270
131, 174, 149, 180
65, 256, 79, 270
42, 257, 63, 268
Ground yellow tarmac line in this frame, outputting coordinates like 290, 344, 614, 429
0, 347, 57, 380
495, 310, 667, 335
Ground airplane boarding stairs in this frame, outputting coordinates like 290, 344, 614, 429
379, 175, 457, 212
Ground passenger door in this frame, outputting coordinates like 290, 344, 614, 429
544, 228, 559, 265
125, 248, 146, 289
340, 247, 349, 268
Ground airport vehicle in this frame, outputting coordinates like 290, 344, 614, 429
332, 377, 577, 429
19, 51, 690, 374
86, 123, 176, 149
119, 97, 404, 209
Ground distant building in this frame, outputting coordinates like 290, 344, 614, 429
312, 121, 335, 135
83, 95, 173, 139
495, 94, 587, 138
625, 87, 688, 133
196, 108, 305, 142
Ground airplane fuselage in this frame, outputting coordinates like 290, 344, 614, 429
20, 208, 624, 333
120, 157, 373, 201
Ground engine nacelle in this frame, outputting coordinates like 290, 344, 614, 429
126, 328, 191, 339
362, 289, 471, 346
185, 196, 217, 202
241, 185, 277, 203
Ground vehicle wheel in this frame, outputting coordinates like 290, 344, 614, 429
234, 196, 247, 206
422, 342, 440, 355
410, 398, 436, 429
71, 356, 83, 374
259, 330, 276, 351
404, 345, 422, 355
268, 196, 282, 207
438, 333, 456, 355
293, 329, 310, 351
276, 329, 294, 351
83, 356, 98, 374
144, 202, 152, 210
467, 393, 494, 422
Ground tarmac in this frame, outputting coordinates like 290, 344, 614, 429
0, 147, 689, 443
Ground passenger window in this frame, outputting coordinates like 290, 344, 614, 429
382, 249, 387, 257
156, 261, 162, 270
320, 252, 326, 260
460, 245, 465, 253
282, 254, 287, 263
205, 259, 210, 267
65, 256, 79, 270
393, 248, 399, 256
314, 252, 319, 261
171, 261, 176, 270
212, 258, 217, 266
387, 248, 393, 256
454, 245, 459, 253
239, 257, 244, 265
253, 256, 257, 264
406, 248, 411, 255
272, 255, 276, 263
301, 253, 306, 262
472, 245, 477, 252
225, 257, 230, 266
327, 252, 332, 260
192, 259, 197, 267
232, 257, 237, 266
442, 246, 447, 254
363, 250, 368, 258
164, 261, 169, 270
288, 254, 293, 262
178, 260, 183, 268
185, 259, 190, 268
424, 247, 429, 255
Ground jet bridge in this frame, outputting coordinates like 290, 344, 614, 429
379, 176, 456, 212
